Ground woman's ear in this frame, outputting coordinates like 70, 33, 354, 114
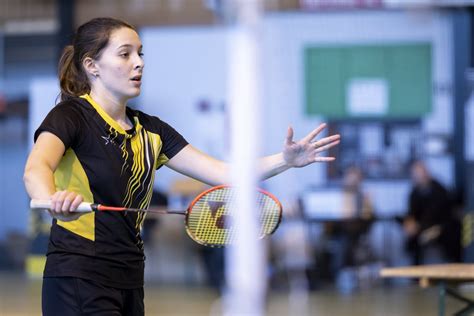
83, 56, 99, 78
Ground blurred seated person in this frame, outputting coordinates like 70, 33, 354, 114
325, 166, 374, 279
341, 166, 373, 220
403, 160, 461, 265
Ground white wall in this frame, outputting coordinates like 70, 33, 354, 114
139, 10, 453, 214
29, 77, 59, 148
260, 10, 454, 211
0, 127, 29, 240
0, 77, 58, 240
139, 27, 229, 191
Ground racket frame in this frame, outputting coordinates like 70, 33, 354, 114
184, 184, 283, 247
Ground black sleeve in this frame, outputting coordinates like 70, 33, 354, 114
157, 119, 188, 160
34, 102, 81, 149
127, 109, 189, 168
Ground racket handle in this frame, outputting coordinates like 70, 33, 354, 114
30, 199, 93, 212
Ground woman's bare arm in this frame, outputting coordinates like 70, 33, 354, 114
24, 132, 84, 220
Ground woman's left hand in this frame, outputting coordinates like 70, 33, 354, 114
283, 123, 340, 168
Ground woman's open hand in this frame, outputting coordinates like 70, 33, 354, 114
283, 123, 340, 168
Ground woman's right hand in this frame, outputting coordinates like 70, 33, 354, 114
48, 191, 85, 222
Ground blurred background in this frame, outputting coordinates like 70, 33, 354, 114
1, 0, 474, 315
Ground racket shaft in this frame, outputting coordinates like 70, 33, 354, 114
30, 199, 184, 214
96, 205, 183, 214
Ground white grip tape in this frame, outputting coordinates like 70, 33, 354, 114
30, 200, 93, 212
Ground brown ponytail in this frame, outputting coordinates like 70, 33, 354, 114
57, 17, 136, 102
58, 45, 90, 101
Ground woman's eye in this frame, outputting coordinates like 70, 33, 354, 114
120, 53, 129, 57
139, 52, 144, 57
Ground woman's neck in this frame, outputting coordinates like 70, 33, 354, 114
89, 90, 133, 130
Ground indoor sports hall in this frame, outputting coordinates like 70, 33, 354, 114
2, 0, 474, 315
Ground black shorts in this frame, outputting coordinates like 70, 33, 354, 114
42, 277, 144, 316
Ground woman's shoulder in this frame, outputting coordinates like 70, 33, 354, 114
50, 97, 94, 118
54, 97, 90, 112
128, 108, 169, 129
57, 96, 93, 107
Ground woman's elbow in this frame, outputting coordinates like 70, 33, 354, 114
23, 163, 34, 185
23, 159, 51, 186
23, 163, 39, 193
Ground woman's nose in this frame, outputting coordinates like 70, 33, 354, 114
134, 54, 144, 69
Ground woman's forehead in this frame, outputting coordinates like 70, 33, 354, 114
108, 27, 142, 48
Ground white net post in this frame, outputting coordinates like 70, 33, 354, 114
225, 0, 265, 315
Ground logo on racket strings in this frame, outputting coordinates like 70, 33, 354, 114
207, 201, 232, 229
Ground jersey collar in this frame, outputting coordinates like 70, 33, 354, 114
80, 94, 142, 137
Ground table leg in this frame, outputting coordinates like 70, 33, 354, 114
439, 282, 446, 316
454, 304, 474, 316
446, 287, 474, 316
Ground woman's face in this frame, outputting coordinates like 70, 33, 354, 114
92, 27, 144, 101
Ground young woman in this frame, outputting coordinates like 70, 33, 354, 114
23, 17, 340, 315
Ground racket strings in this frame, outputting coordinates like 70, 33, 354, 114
186, 187, 281, 247
189, 188, 234, 246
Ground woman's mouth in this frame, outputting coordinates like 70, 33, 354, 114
130, 75, 142, 86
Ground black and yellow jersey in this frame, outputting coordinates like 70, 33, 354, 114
34, 94, 188, 289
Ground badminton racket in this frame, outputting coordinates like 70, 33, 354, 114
31, 185, 282, 247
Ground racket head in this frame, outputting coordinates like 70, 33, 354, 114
185, 185, 282, 247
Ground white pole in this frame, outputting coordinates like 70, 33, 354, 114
225, 0, 265, 315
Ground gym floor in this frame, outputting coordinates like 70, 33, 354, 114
0, 272, 471, 315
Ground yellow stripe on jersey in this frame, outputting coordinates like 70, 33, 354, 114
123, 130, 161, 214
157, 153, 170, 168
123, 130, 147, 207
54, 148, 95, 241
146, 131, 164, 169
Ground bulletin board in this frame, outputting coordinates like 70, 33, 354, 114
304, 43, 432, 118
